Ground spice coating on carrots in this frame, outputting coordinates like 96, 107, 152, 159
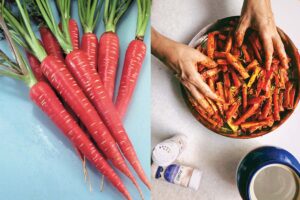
189, 19, 298, 136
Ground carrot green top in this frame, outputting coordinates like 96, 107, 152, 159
78, 0, 103, 34
104, 0, 133, 33
1, 0, 48, 62
0, 15, 37, 88
37, 0, 73, 53
136, 0, 151, 39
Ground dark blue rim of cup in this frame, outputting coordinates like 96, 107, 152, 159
237, 146, 300, 200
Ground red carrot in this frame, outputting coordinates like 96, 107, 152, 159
111, 0, 151, 118
279, 91, 284, 111
223, 72, 230, 102
214, 51, 226, 58
39, 26, 64, 60
224, 34, 232, 52
78, 0, 101, 71
25, 51, 46, 82
81, 33, 98, 69
31, 82, 131, 200
58, 19, 80, 51
289, 86, 296, 109
230, 68, 242, 88
0, 16, 131, 199
234, 103, 260, 125
47, 0, 150, 191
5, 1, 140, 197
259, 97, 272, 120
226, 53, 249, 79
98, 0, 133, 100
226, 100, 241, 121
217, 59, 228, 65
284, 82, 292, 108
116, 39, 147, 118
207, 33, 215, 59
242, 84, 248, 110
249, 32, 262, 63
69, 19, 80, 50
241, 44, 251, 63
273, 87, 280, 121
247, 96, 265, 105
66, 50, 150, 188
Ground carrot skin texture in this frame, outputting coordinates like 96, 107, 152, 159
69, 19, 80, 50
259, 97, 272, 120
25, 51, 46, 82
234, 103, 260, 125
40, 55, 136, 187
115, 39, 146, 118
230, 69, 242, 88
226, 53, 249, 79
207, 33, 215, 59
98, 32, 120, 100
81, 33, 98, 71
30, 82, 131, 200
39, 27, 64, 60
289, 86, 296, 109
242, 84, 248, 110
65, 50, 151, 189
273, 87, 280, 121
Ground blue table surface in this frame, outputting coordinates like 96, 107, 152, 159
0, 2, 150, 200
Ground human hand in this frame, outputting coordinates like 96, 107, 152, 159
235, 0, 288, 69
167, 43, 223, 103
151, 28, 223, 112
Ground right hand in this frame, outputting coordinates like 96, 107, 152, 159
167, 43, 223, 103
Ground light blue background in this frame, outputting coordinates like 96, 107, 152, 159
0, 2, 150, 200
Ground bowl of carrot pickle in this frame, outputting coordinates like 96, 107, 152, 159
182, 16, 300, 138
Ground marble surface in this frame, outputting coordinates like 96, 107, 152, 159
151, 0, 300, 199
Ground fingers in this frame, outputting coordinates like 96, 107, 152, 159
235, 17, 249, 47
182, 81, 214, 115
196, 51, 217, 68
190, 73, 224, 102
259, 32, 274, 70
273, 34, 288, 68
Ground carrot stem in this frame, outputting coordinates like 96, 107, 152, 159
104, 0, 133, 32
78, 0, 103, 33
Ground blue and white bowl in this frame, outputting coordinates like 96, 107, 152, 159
237, 146, 300, 200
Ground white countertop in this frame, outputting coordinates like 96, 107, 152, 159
151, 0, 300, 199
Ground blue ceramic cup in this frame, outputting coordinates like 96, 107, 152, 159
237, 146, 300, 200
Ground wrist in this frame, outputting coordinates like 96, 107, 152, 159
151, 28, 181, 72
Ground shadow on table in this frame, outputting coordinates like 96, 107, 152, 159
210, 140, 258, 185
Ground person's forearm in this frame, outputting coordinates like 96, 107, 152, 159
151, 27, 180, 72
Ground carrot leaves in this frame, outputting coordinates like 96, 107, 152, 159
78, 0, 103, 34
0, 15, 37, 87
103, 0, 133, 32
36, 0, 73, 53
136, 0, 151, 39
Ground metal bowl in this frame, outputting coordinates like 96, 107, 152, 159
181, 16, 300, 139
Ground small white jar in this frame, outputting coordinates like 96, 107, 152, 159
152, 135, 188, 166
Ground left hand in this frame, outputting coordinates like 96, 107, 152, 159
235, 0, 288, 69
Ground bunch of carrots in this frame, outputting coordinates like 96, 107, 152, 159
0, 0, 150, 199
188, 18, 298, 136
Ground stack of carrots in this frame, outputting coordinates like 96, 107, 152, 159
189, 18, 298, 137
0, 0, 151, 199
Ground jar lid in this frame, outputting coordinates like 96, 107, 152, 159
152, 142, 180, 166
